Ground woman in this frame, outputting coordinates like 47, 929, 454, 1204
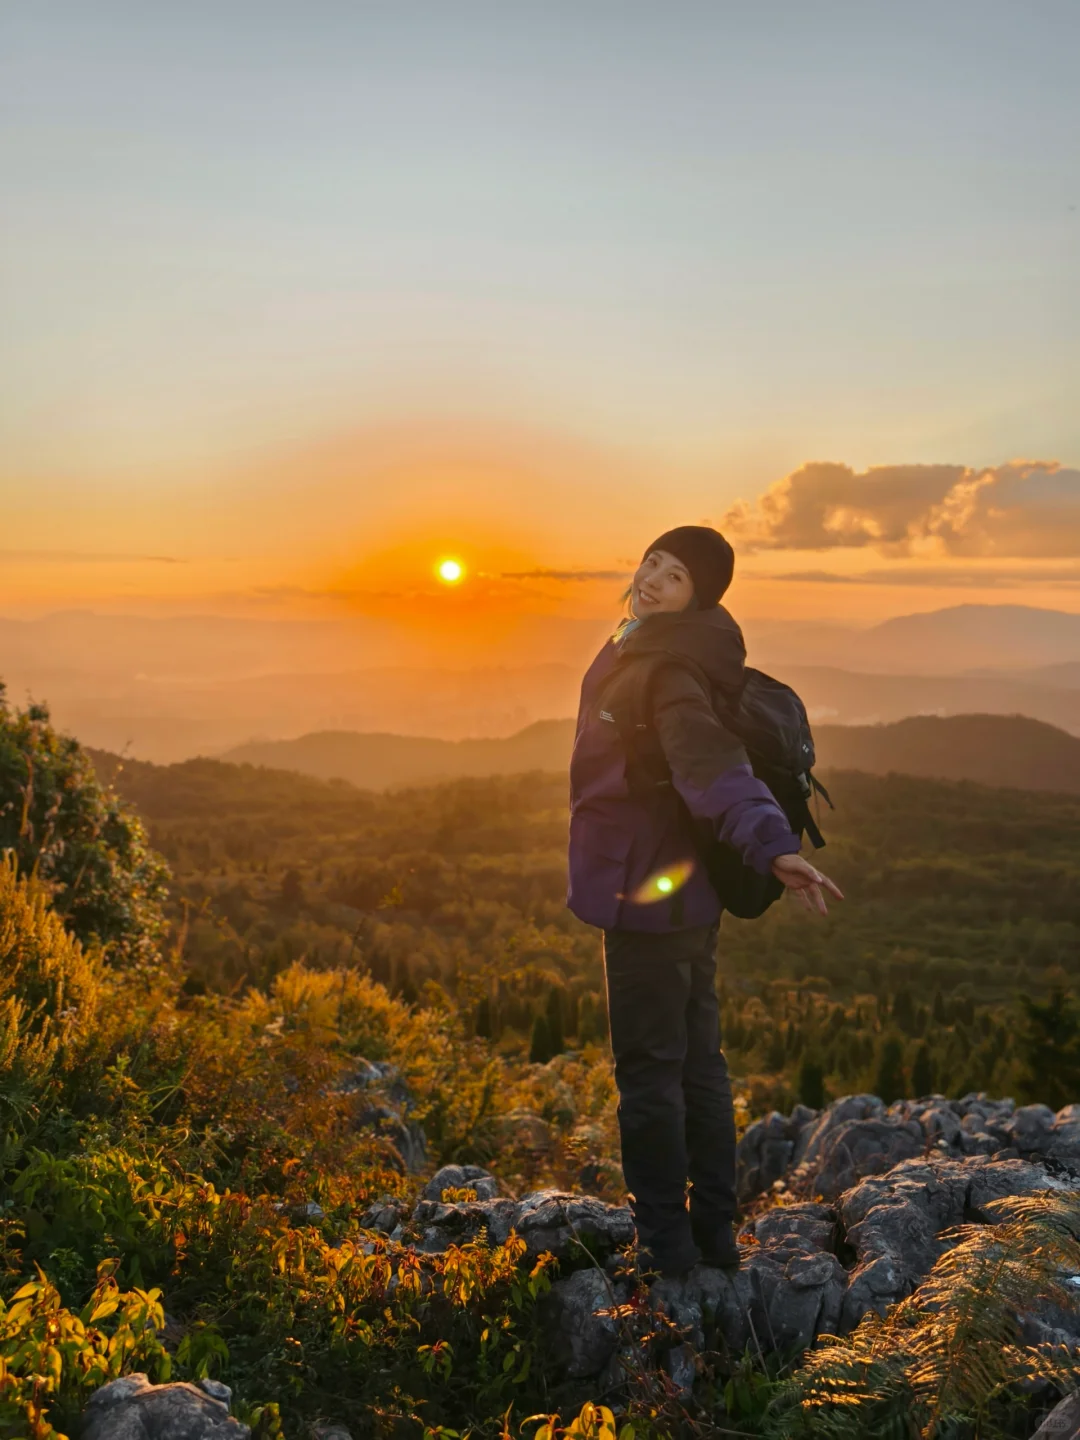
568, 525, 842, 1278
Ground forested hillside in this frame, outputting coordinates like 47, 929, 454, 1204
92, 746, 1080, 1112
218, 711, 1080, 795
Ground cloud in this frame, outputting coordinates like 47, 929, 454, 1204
724, 460, 1080, 557
499, 568, 630, 582
0, 550, 186, 564
767, 565, 1080, 588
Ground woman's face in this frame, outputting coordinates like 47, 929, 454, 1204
631, 549, 695, 616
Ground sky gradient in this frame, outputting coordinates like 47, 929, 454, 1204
2, 1, 1078, 632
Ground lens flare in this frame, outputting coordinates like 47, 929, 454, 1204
437, 558, 464, 583
629, 859, 695, 906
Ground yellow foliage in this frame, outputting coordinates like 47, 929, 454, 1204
0, 1259, 170, 1439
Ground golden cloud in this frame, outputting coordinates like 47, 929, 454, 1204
724, 460, 1080, 558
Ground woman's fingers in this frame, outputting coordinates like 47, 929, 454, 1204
818, 872, 844, 901
799, 866, 844, 904
789, 875, 837, 916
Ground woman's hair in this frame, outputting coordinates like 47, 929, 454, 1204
611, 584, 635, 640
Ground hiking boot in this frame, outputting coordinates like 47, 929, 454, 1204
639, 1240, 702, 1283
695, 1221, 741, 1270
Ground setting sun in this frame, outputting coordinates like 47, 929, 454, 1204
437, 558, 465, 584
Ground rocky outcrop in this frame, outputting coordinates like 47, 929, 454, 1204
344, 1099, 1080, 1391
737, 1092, 1080, 1204
82, 1375, 248, 1439
398, 1163, 634, 1260
1032, 1390, 1080, 1439
545, 1150, 1080, 1381
336, 1058, 427, 1173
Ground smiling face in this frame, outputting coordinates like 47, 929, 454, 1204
631, 548, 695, 616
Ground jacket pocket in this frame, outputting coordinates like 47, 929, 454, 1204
567, 814, 633, 928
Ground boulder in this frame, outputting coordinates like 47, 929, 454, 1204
421, 1164, 500, 1202
549, 1200, 845, 1380
513, 1190, 635, 1261
737, 1091, 1080, 1205
407, 1170, 633, 1260
543, 1267, 631, 1378
838, 1154, 1064, 1329
492, 1110, 556, 1156
736, 1106, 819, 1201
358, 1199, 401, 1233
1031, 1391, 1080, 1439
412, 1195, 520, 1252
807, 1117, 926, 1201
337, 1060, 427, 1172
82, 1375, 249, 1440
1006, 1104, 1056, 1154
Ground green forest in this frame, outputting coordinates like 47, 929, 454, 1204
96, 739, 1080, 1116
2, 683, 1080, 1438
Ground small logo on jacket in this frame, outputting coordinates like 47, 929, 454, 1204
599, 710, 615, 723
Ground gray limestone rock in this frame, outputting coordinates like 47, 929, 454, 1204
543, 1267, 630, 1378
808, 1116, 926, 1201
736, 1106, 820, 1201
82, 1374, 249, 1440
412, 1196, 520, 1251
409, 1181, 633, 1260
1031, 1391, 1080, 1439
421, 1164, 500, 1202
513, 1190, 635, 1260
838, 1154, 1065, 1329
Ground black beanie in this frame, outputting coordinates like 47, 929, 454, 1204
642, 526, 735, 609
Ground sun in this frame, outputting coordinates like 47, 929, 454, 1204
437, 558, 465, 584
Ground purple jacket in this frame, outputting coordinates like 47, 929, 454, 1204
567, 607, 800, 932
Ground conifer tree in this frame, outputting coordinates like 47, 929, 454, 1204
873, 1035, 907, 1104
474, 995, 494, 1040
891, 986, 916, 1034
798, 1055, 826, 1110
1016, 988, 1080, 1111
911, 1041, 935, 1097
529, 1012, 553, 1064
577, 992, 597, 1044
544, 985, 564, 1056
765, 1029, 786, 1072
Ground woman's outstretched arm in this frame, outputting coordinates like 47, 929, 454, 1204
651, 665, 843, 915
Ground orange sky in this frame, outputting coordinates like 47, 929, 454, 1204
5, 8, 1079, 655
4, 418, 1080, 646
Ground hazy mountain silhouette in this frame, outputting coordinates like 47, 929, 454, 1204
6, 603, 1080, 760
224, 712, 1080, 796
814, 713, 1080, 793
747, 603, 1080, 674
223, 720, 577, 790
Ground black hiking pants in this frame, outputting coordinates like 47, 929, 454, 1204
603, 923, 736, 1270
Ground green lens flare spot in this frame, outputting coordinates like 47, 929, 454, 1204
656, 876, 674, 894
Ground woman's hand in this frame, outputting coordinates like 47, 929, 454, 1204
770, 853, 844, 917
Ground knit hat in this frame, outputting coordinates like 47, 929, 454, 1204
642, 526, 735, 609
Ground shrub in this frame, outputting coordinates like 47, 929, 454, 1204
0, 1260, 170, 1439
0, 858, 105, 1161
0, 691, 169, 968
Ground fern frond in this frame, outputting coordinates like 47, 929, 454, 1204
765, 1191, 1080, 1439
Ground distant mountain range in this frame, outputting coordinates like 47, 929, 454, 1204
746, 603, 1080, 674
7, 603, 1080, 760
224, 720, 576, 791
224, 712, 1080, 797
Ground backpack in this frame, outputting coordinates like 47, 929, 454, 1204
605, 657, 832, 919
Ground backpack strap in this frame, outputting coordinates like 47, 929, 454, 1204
799, 773, 832, 849
809, 774, 834, 809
